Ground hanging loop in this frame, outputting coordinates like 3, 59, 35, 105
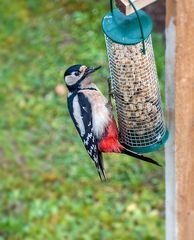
110, 0, 114, 13
110, 0, 146, 54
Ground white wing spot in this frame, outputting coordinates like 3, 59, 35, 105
84, 139, 89, 146
82, 107, 88, 112
83, 133, 94, 146
93, 155, 98, 163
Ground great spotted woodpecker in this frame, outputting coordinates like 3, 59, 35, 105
64, 64, 160, 180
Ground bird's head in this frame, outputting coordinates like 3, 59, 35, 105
64, 64, 101, 91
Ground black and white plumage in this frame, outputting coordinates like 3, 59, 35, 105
65, 65, 106, 180
68, 90, 105, 179
64, 64, 160, 180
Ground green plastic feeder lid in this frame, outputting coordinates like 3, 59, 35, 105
102, 9, 153, 45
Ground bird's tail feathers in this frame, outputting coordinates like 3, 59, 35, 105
121, 148, 161, 167
96, 153, 107, 181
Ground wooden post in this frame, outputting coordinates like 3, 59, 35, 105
165, 0, 194, 239
115, 0, 157, 15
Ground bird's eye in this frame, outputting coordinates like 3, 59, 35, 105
74, 71, 80, 76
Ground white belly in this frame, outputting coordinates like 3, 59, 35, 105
80, 88, 111, 139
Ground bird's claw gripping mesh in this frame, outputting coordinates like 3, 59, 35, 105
105, 35, 166, 149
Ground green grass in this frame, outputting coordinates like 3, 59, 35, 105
0, 1, 165, 239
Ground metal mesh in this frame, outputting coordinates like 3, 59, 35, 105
105, 35, 166, 148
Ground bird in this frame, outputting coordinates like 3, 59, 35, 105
64, 64, 160, 180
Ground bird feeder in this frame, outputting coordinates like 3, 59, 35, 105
102, 0, 168, 153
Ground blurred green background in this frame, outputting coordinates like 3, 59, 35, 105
0, 0, 165, 239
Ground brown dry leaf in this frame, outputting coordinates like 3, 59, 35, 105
43, 172, 58, 183
55, 84, 67, 96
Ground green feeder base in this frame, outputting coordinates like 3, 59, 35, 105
121, 129, 169, 154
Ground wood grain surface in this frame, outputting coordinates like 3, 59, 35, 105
166, 0, 194, 239
115, 0, 157, 15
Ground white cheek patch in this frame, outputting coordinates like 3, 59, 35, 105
73, 95, 85, 136
65, 75, 79, 86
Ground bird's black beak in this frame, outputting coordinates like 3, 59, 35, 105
84, 66, 102, 76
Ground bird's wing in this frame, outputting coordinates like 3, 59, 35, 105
67, 92, 106, 180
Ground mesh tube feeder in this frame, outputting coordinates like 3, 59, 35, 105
102, 0, 168, 153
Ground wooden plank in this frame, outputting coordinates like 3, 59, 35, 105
115, 0, 157, 15
176, 0, 194, 238
165, 0, 194, 239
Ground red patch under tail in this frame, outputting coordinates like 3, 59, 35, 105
98, 117, 124, 153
